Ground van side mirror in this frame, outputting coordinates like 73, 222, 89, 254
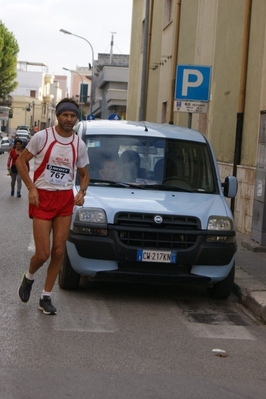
222, 176, 238, 198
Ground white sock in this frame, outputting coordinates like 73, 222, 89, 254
26, 272, 34, 280
41, 290, 52, 299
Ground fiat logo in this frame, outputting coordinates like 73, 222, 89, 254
154, 215, 163, 224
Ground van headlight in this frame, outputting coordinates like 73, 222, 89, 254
75, 208, 107, 223
206, 216, 234, 242
73, 208, 107, 236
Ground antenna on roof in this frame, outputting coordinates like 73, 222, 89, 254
110, 32, 117, 65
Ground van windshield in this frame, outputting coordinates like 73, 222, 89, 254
82, 135, 217, 193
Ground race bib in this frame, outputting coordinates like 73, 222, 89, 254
45, 164, 70, 186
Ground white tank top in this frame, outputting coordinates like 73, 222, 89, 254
31, 127, 80, 191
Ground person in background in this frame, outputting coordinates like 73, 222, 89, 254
98, 154, 122, 181
7, 138, 25, 197
120, 150, 141, 182
16, 98, 89, 315
9, 135, 15, 152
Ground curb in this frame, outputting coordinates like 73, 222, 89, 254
234, 265, 266, 324
240, 239, 266, 253
235, 232, 266, 323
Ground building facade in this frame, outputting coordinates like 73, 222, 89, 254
65, 66, 92, 118
92, 53, 129, 119
127, 0, 266, 244
8, 62, 63, 135
66, 54, 129, 120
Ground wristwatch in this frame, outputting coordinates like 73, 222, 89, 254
80, 188, 86, 195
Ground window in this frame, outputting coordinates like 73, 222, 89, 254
141, 19, 145, 52
163, 0, 173, 28
82, 134, 216, 193
162, 102, 167, 123
80, 84, 88, 103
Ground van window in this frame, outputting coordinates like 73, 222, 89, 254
82, 135, 217, 193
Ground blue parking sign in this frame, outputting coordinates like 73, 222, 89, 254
175, 65, 211, 102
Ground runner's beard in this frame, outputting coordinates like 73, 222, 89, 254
62, 122, 75, 131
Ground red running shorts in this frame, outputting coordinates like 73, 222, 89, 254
29, 189, 74, 220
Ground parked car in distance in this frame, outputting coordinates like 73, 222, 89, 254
59, 120, 238, 300
16, 130, 30, 140
16, 125, 30, 133
0, 137, 11, 154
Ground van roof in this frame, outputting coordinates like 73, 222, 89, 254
76, 120, 207, 144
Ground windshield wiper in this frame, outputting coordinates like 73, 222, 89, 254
89, 179, 145, 189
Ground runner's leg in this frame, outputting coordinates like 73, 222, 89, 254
44, 215, 72, 292
29, 218, 52, 274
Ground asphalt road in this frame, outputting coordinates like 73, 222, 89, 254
0, 152, 266, 399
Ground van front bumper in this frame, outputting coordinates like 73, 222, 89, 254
67, 229, 236, 283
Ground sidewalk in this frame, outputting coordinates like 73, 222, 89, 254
234, 232, 266, 323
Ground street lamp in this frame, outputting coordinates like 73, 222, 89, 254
63, 67, 84, 118
60, 29, 94, 114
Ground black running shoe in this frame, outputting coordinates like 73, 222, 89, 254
18, 272, 34, 303
39, 296, 57, 315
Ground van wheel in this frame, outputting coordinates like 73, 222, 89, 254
58, 249, 80, 290
207, 264, 235, 299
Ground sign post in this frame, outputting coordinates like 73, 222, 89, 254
175, 65, 211, 128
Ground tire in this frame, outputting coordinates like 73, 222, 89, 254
58, 249, 80, 290
207, 263, 235, 300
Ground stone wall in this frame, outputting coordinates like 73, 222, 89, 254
218, 162, 256, 234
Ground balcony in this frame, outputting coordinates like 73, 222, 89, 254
43, 94, 54, 104
44, 74, 55, 84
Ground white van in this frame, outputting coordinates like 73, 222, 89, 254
59, 120, 238, 299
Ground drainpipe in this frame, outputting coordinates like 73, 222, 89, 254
145, 0, 154, 118
231, 0, 252, 214
139, 0, 150, 121
169, 0, 182, 124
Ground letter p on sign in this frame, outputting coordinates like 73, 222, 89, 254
182, 69, 203, 96
175, 65, 211, 102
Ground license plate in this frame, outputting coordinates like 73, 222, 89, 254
137, 250, 176, 263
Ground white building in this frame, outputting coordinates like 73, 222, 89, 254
8, 62, 63, 135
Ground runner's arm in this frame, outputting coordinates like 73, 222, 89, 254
16, 149, 39, 206
74, 165, 90, 206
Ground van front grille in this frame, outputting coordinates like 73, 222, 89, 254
115, 212, 200, 249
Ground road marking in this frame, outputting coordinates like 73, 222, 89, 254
26, 233, 116, 332
53, 292, 118, 333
